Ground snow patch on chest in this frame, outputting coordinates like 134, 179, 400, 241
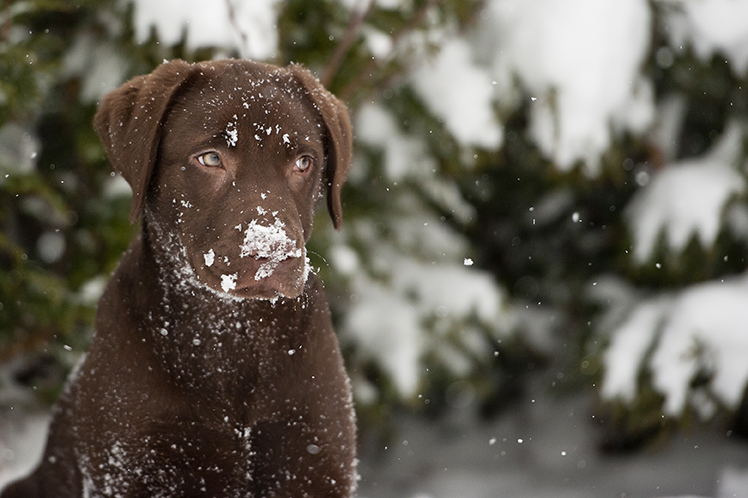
221, 273, 238, 292
203, 249, 215, 267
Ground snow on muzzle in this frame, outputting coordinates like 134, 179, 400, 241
238, 219, 303, 280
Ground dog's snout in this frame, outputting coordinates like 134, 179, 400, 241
238, 218, 301, 261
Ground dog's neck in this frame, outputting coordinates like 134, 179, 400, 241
100, 214, 316, 400
143, 213, 245, 303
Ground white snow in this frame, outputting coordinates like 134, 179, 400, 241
390, 258, 502, 327
337, 0, 405, 10
355, 104, 476, 223
344, 273, 424, 396
203, 249, 215, 267
626, 122, 746, 263
78, 275, 108, 304
62, 35, 127, 102
131, 0, 280, 59
601, 272, 748, 416
36, 231, 65, 264
601, 297, 673, 403
220, 272, 237, 292
341, 228, 506, 396
411, 38, 503, 149
103, 174, 132, 198
0, 123, 40, 177
663, 0, 748, 75
476, 0, 654, 174
239, 218, 303, 280
5, 398, 748, 498
225, 121, 238, 147
651, 275, 748, 415
362, 27, 392, 59
356, 103, 436, 181
0, 413, 50, 491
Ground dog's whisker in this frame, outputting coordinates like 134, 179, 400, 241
307, 249, 332, 270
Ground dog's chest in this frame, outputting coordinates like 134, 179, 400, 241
143, 283, 309, 395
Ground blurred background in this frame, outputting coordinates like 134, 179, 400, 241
2, 0, 748, 496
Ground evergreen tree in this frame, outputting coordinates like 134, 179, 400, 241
2, 0, 748, 452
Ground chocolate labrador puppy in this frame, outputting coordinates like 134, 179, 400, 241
1, 59, 356, 497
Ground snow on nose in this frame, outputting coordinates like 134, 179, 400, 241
239, 218, 302, 280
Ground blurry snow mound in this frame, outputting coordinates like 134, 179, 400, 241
411, 38, 503, 150
351, 101, 509, 398
131, 0, 280, 59
63, 35, 128, 102
663, 0, 748, 75
476, 0, 654, 174
332, 205, 507, 398
602, 273, 748, 417
626, 121, 746, 263
356, 103, 476, 224
0, 124, 39, 177
341, 246, 507, 397
601, 295, 673, 404
718, 467, 748, 498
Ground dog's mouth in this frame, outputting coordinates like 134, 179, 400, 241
215, 255, 306, 293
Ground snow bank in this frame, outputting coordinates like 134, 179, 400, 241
652, 277, 748, 415
344, 272, 424, 396
601, 297, 673, 403
626, 122, 746, 263
356, 103, 436, 181
355, 103, 476, 223
0, 413, 50, 490
663, 0, 748, 75
602, 273, 748, 416
131, 0, 280, 59
476, 0, 654, 174
332, 203, 505, 397
342, 249, 506, 396
63, 35, 127, 102
411, 38, 503, 150
0, 123, 39, 177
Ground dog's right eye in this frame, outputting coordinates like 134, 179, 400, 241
196, 152, 222, 168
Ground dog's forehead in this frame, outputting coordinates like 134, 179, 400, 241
167, 69, 323, 148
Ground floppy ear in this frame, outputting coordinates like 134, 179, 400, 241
289, 64, 352, 230
94, 59, 195, 224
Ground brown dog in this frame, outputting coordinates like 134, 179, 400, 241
1, 59, 357, 497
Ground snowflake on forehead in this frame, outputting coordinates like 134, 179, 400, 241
225, 118, 239, 147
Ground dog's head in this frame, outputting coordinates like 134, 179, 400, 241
94, 59, 352, 300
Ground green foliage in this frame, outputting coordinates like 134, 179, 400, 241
4, 0, 748, 454
0, 0, 132, 377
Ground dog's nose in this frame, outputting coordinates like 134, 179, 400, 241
239, 218, 301, 261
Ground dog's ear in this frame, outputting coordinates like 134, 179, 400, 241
94, 59, 195, 224
289, 64, 352, 230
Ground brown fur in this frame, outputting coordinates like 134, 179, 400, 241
1, 59, 356, 498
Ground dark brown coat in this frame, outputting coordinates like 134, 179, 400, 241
1, 59, 356, 498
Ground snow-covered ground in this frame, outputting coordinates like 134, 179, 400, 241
4, 388, 748, 498
357, 389, 748, 498
0, 412, 49, 490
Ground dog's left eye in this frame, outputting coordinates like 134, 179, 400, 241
295, 156, 313, 173
197, 152, 222, 168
